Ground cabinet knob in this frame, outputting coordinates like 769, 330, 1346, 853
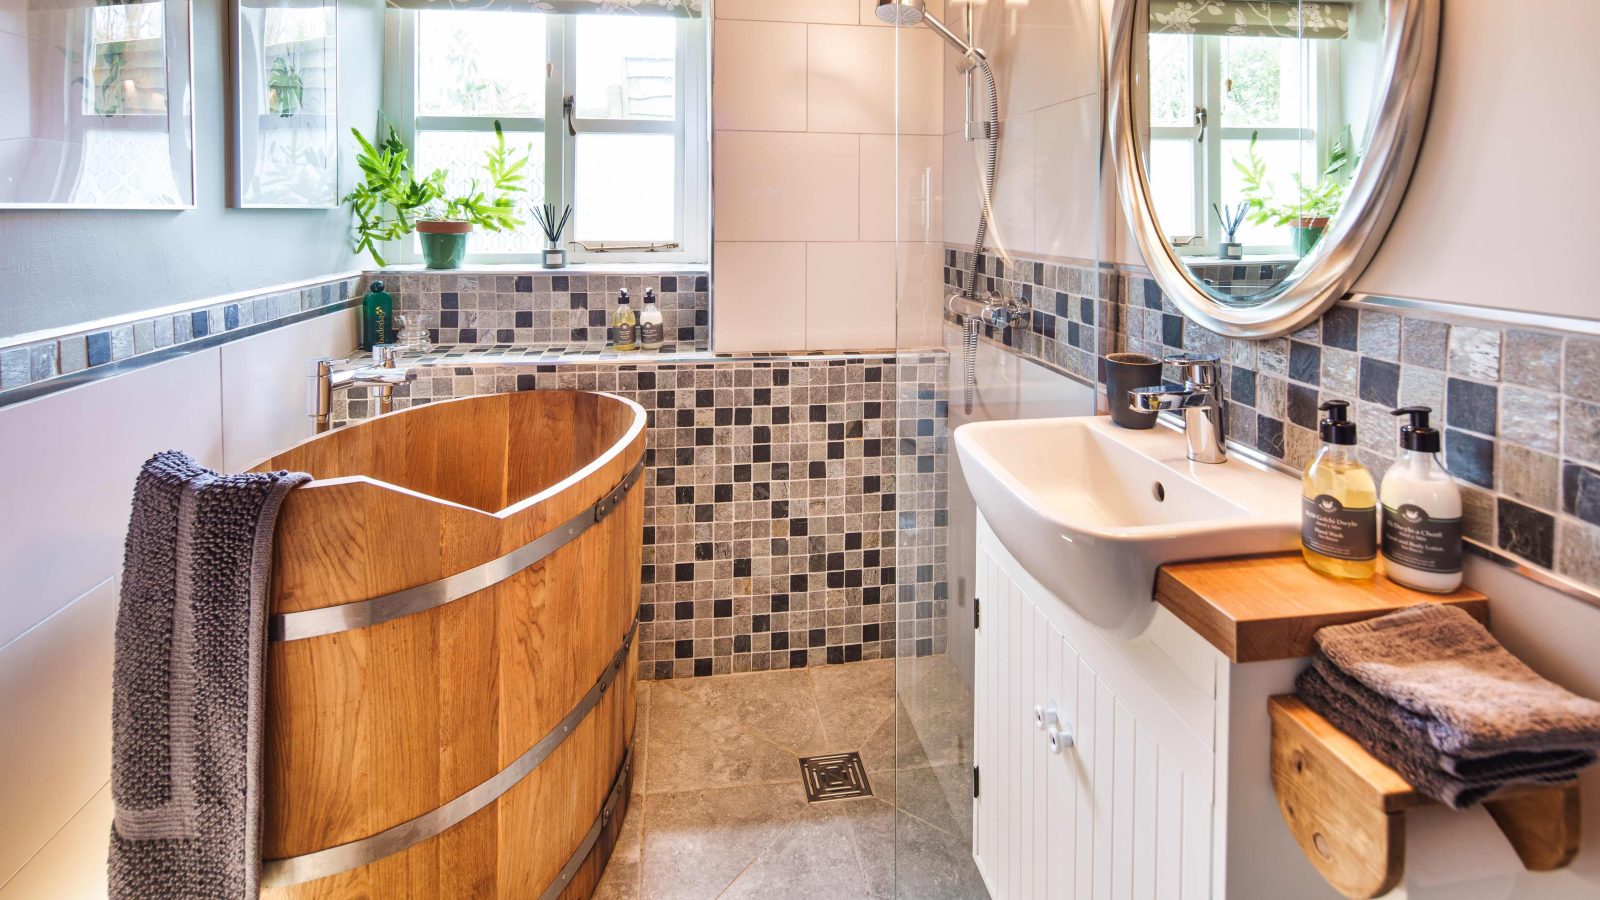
1048, 721, 1076, 754
1034, 704, 1059, 731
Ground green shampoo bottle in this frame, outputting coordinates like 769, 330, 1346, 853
362, 280, 394, 350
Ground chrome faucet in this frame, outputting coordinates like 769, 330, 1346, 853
307, 345, 416, 433
1128, 354, 1228, 464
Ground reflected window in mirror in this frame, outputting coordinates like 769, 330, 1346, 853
1140, 1, 1381, 296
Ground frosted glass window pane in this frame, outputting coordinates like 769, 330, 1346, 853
418, 11, 545, 118
1149, 138, 1196, 239
574, 16, 675, 120
415, 130, 545, 255
573, 133, 674, 242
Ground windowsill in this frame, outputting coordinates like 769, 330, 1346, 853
1177, 253, 1300, 266
373, 262, 708, 276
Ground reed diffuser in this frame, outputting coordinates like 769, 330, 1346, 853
1213, 202, 1248, 260
533, 203, 573, 269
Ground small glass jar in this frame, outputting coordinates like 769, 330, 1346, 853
395, 314, 432, 353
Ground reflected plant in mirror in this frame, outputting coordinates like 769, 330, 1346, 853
1111, 0, 1440, 337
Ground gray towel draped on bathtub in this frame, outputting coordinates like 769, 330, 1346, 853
109, 451, 309, 899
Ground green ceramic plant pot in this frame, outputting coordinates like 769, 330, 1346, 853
417, 220, 472, 269
1292, 218, 1329, 256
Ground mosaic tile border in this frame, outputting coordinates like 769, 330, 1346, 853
0, 274, 363, 402
941, 247, 1115, 385
378, 270, 710, 350
1113, 269, 1600, 592
330, 351, 951, 679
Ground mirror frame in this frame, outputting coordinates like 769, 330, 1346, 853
1108, 0, 1440, 339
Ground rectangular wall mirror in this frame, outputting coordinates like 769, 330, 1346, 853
0, 0, 196, 209
232, 0, 338, 208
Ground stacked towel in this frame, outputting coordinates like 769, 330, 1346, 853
109, 451, 309, 899
1296, 603, 1600, 809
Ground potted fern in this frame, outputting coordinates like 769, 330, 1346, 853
1234, 130, 1356, 256
345, 120, 528, 269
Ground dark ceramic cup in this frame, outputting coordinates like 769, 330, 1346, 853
1105, 352, 1163, 429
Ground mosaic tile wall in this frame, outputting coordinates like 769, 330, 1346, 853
942, 248, 1114, 385
378, 270, 710, 350
1115, 270, 1600, 589
1185, 260, 1295, 300
331, 349, 951, 679
0, 274, 361, 399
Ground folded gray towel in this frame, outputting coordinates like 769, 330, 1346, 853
1297, 662, 1590, 809
1314, 603, 1600, 759
109, 451, 308, 899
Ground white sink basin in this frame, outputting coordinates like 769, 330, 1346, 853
954, 415, 1301, 637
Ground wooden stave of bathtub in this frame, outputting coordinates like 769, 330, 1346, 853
251, 390, 646, 899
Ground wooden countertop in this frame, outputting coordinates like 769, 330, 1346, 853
1155, 553, 1488, 663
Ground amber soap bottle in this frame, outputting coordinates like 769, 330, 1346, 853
1301, 400, 1378, 579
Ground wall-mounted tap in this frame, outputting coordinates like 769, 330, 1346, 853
307, 345, 416, 434
1128, 354, 1228, 464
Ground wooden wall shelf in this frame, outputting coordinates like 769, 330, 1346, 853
1269, 695, 1581, 899
1156, 554, 1488, 663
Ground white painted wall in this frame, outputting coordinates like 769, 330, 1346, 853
0, 310, 356, 897
0, 0, 385, 340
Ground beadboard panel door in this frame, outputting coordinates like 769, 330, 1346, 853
974, 515, 1218, 898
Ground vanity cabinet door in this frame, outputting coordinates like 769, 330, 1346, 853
974, 532, 1216, 899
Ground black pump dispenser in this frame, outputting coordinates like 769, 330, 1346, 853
1391, 406, 1441, 453
1319, 400, 1357, 445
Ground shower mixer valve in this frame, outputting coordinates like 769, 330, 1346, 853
947, 290, 1030, 330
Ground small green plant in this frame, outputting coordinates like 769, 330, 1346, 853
1234, 129, 1357, 228
268, 56, 304, 117
344, 120, 528, 266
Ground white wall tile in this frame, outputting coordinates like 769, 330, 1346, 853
956, 0, 1099, 120
0, 783, 110, 900
713, 131, 860, 242
807, 25, 942, 136
941, 129, 979, 247
713, 21, 808, 132
711, 242, 808, 352
988, 109, 1037, 256
860, 134, 943, 243
0, 350, 223, 648
219, 310, 357, 473
0, 577, 115, 888
895, 241, 949, 349
805, 242, 896, 350
717, 0, 857, 24
1034, 95, 1101, 264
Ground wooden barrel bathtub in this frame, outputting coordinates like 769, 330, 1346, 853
249, 390, 646, 899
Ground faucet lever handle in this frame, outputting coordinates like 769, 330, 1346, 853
1163, 353, 1221, 385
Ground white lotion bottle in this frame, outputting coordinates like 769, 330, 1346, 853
639, 288, 665, 350
1380, 407, 1464, 592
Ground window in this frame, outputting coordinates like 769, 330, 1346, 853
386, 8, 708, 264
1147, 31, 1336, 255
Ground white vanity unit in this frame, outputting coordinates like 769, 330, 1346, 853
955, 416, 1491, 899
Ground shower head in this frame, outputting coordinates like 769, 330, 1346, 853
874, 0, 926, 26
874, 0, 978, 58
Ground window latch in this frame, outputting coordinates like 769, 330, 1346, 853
1194, 105, 1207, 144
563, 95, 577, 137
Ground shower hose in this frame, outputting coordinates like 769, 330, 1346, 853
961, 57, 999, 415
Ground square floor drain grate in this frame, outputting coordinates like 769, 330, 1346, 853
798, 752, 873, 803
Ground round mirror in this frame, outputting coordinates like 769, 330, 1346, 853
1109, 0, 1439, 338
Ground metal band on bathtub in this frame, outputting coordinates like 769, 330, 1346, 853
540, 745, 633, 900
269, 455, 646, 642
259, 618, 638, 888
